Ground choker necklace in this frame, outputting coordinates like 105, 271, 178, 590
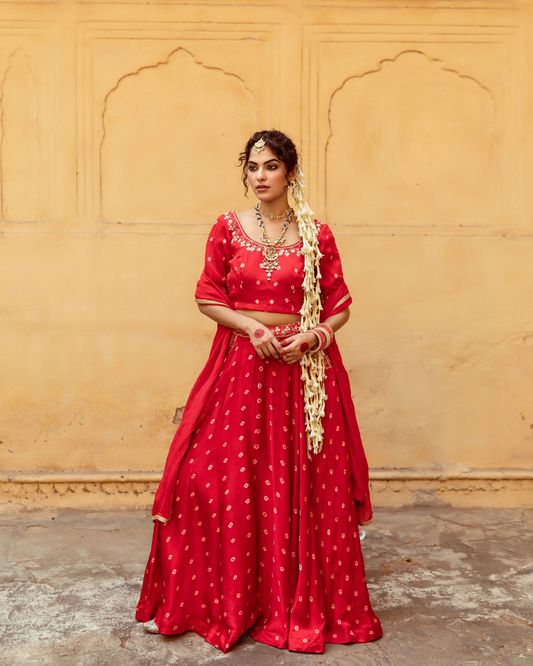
256, 205, 292, 220
255, 204, 294, 280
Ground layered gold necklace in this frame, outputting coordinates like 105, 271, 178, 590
256, 205, 292, 220
255, 204, 294, 280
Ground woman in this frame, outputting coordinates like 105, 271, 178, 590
135, 130, 382, 653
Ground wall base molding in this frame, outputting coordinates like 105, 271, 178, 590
1, 467, 533, 484
1, 468, 532, 510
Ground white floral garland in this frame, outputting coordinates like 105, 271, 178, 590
291, 160, 327, 456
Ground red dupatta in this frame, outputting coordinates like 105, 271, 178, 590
321, 286, 373, 526
151, 218, 234, 523
314, 223, 372, 524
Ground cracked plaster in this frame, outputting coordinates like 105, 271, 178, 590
0, 506, 531, 666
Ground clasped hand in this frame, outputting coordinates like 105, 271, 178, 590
248, 326, 317, 364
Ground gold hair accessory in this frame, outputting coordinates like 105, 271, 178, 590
253, 137, 266, 152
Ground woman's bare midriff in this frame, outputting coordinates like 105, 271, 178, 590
235, 309, 301, 327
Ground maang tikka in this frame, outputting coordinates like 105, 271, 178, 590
253, 137, 266, 152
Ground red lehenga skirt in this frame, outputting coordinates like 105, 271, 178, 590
136, 323, 382, 653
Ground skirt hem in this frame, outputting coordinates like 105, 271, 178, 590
136, 617, 383, 654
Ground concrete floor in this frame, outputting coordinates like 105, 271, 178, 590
0, 505, 532, 666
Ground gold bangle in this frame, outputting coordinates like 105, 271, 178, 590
322, 323, 334, 337
313, 325, 334, 350
312, 325, 333, 351
311, 327, 326, 351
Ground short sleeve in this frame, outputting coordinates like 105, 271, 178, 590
317, 222, 352, 318
195, 215, 234, 309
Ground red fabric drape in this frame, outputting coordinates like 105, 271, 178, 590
152, 216, 372, 526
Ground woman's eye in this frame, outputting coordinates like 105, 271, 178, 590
268, 165, 278, 170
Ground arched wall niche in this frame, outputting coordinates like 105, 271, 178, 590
0, 48, 40, 222
100, 47, 257, 224
326, 50, 499, 227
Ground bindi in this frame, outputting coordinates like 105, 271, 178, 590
300, 343, 309, 353
254, 329, 265, 339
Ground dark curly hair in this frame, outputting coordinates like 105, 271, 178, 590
238, 130, 299, 196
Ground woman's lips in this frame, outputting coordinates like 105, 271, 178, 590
256, 186, 269, 191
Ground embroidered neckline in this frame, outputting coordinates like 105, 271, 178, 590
229, 211, 303, 250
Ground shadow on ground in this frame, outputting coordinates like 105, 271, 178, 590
0, 505, 532, 665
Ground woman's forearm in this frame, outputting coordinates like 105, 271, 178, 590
198, 303, 286, 361
199, 304, 350, 335
197, 304, 259, 335
323, 307, 350, 333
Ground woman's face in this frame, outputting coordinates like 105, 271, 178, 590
246, 146, 294, 203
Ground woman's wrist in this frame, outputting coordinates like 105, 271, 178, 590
241, 317, 263, 338
311, 324, 335, 351
304, 331, 318, 350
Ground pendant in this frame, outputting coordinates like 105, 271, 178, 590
260, 246, 280, 280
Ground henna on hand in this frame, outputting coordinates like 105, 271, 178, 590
254, 329, 265, 339
300, 342, 309, 353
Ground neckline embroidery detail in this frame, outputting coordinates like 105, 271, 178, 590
228, 211, 303, 250
225, 211, 303, 281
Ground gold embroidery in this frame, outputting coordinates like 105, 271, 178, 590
323, 351, 333, 369
195, 299, 230, 308
226, 331, 238, 355
233, 322, 301, 339
152, 515, 169, 524
360, 517, 374, 526
332, 293, 351, 312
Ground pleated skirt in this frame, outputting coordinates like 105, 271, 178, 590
136, 323, 382, 653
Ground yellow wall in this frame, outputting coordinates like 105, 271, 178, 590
1, 0, 533, 505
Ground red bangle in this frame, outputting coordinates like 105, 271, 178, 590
322, 323, 334, 338
312, 328, 325, 351
312, 325, 334, 351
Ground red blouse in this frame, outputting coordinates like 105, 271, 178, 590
195, 211, 352, 315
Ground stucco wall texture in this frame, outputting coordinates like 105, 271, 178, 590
1, 0, 532, 508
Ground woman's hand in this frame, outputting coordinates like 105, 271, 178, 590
278, 331, 318, 365
245, 321, 286, 362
